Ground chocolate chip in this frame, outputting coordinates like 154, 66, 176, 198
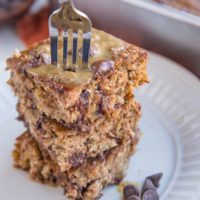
114, 103, 120, 109
110, 45, 125, 55
146, 173, 163, 188
114, 177, 123, 184
78, 90, 90, 113
21, 55, 42, 69
69, 152, 85, 168
80, 90, 90, 100
24, 121, 30, 129
122, 173, 162, 200
79, 45, 100, 57
29, 56, 42, 67
40, 53, 51, 65
35, 119, 42, 130
31, 103, 37, 111
123, 185, 140, 200
60, 117, 90, 133
91, 60, 114, 76
142, 189, 159, 200
87, 148, 112, 163
50, 82, 64, 94
89, 45, 100, 57
77, 118, 90, 132
142, 179, 156, 194
127, 195, 141, 200
97, 96, 103, 115
35, 114, 45, 130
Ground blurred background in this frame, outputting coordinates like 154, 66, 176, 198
0, 0, 200, 77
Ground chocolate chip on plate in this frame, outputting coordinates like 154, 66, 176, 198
127, 194, 141, 200
142, 189, 159, 200
142, 178, 156, 194
123, 185, 140, 200
121, 173, 163, 200
146, 173, 163, 188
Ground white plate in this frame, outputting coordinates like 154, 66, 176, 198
0, 51, 200, 200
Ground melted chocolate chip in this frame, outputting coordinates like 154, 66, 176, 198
69, 152, 85, 168
123, 185, 140, 200
80, 90, 90, 100
21, 54, 42, 69
114, 103, 120, 109
16, 115, 23, 121
49, 81, 64, 94
79, 45, 100, 57
87, 148, 112, 164
77, 118, 91, 132
19, 51, 51, 71
110, 45, 125, 55
49, 175, 57, 185
142, 189, 159, 200
35, 114, 45, 130
29, 56, 42, 67
59, 118, 90, 133
89, 45, 100, 56
78, 90, 90, 113
59, 119, 67, 127
35, 120, 42, 130
96, 91, 110, 115
30, 103, 37, 111
97, 96, 103, 115
40, 53, 51, 65
24, 121, 30, 129
91, 60, 114, 76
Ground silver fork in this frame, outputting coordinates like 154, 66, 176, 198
49, 0, 92, 69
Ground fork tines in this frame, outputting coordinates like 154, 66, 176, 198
49, 0, 92, 70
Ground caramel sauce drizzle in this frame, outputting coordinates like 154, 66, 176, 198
27, 29, 124, 86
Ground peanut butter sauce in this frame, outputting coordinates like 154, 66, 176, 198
27, 29, 125, 86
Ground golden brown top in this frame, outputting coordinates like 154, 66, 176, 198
26, 29, 125, 86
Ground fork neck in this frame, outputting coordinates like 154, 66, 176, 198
59, 0, 74, 6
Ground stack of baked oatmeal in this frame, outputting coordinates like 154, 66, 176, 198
7, 29, 148, 200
